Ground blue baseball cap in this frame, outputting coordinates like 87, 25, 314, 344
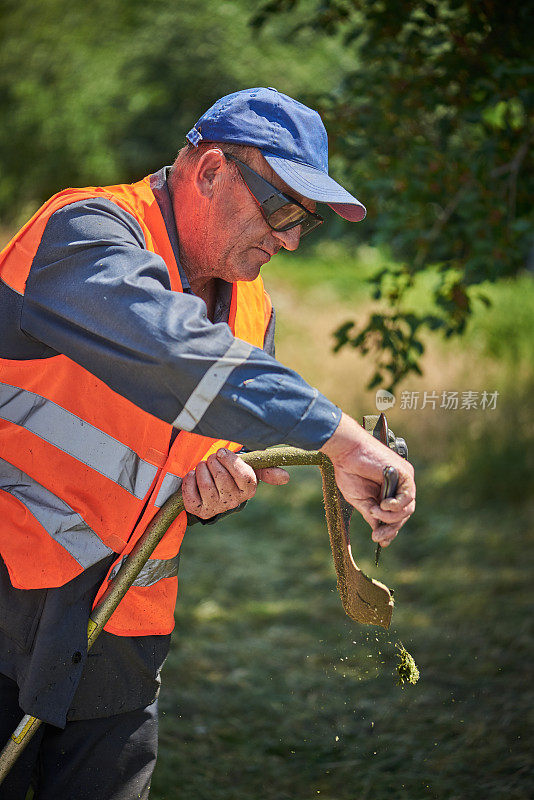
186, 87, 366, 222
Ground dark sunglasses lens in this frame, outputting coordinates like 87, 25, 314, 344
268, 203, 308, 230
267, 203, 323, 237
298, 215, 323, 237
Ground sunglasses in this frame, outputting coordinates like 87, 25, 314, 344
224, 152, 323, 237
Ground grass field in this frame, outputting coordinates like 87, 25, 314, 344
150, 249, 534, 799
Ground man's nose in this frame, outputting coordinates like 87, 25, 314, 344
272, 225, 301, 251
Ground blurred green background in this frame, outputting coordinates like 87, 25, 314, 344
1, 1, 532, 798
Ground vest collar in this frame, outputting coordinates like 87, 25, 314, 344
149, 167, 191, 292
149, 166, 233, 325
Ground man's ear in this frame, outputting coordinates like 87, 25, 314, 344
194, 149, 226, 198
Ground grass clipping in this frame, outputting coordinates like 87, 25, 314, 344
396, 642, 420, 686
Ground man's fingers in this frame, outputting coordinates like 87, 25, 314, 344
371, 499, 416, 524
386, 472, 416, 510
372, 526, 398, 547
194, 460, 221, 506
205, 453, 240, 502
182, 469, 207, 516
352, 496, 382, 528
182, 451, 258, 519
380, 496, 412, 513
372, 512, 410, 546
380, 488, 415, 513
255, 467, 290, 485
365, 471, 416, 521
212, 449, 257, 498
183, 450, 287, 520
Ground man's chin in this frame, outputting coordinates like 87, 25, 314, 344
251, 247, 273, 269
234, 251, 268, 281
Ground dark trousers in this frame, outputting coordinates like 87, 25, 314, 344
0, 673, 158, 800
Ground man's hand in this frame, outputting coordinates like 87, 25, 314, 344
320, 413, 416, 548
182, 448, 290, 519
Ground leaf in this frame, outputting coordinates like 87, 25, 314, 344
477, 293, 493, 308
368, 371, 383, 390
249, 0, 299, 29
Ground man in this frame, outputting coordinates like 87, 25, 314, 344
0, 87, 415, 798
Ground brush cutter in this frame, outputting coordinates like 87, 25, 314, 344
0, 412, 408, 783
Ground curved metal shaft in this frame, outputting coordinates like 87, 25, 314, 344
0, 446, 394, 784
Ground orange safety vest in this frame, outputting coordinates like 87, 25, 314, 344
0, 175, 272, 636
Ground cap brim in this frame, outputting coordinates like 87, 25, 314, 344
263, 154, 366, 222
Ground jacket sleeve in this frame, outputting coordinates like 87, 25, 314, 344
21, 199, 341, 451
188, 302, 275, 526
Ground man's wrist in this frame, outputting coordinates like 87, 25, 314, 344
319, 412, 366, 459
186, 501, 248, 527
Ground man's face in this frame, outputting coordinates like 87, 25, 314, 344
189, 148, 317, 285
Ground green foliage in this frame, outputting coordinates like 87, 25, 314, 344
2, 0, 531, 388
465, 273, 534, 363
0, 0, 346, 226
333, 310, 443, 392
253, 0, 533, 387
447, 376, 534, 506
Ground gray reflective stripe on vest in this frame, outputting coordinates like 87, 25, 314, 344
108, 553, 180, 587
154, 472, 182, 508
0, 383, 158, 499
0, 457, 114, 568
173, 338, 253, 431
